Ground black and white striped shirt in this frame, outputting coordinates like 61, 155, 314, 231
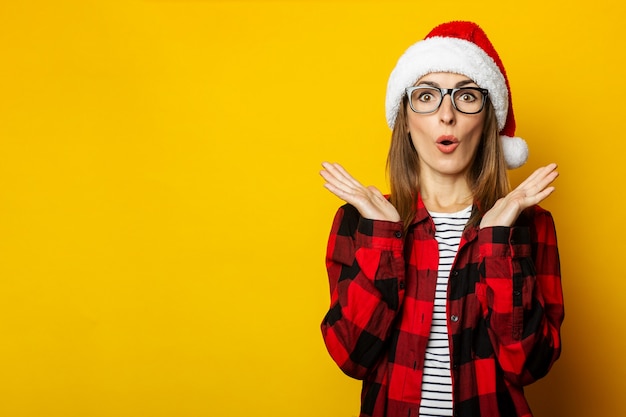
418, 205, 472, 417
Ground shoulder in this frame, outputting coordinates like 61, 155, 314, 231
517, 205, 558, 240
517, 205, 555, 225
331, 203, 361, 237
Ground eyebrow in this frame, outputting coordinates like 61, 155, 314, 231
418, 79, 477, 88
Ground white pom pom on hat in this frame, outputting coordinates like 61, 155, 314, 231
385, 21, 528, 169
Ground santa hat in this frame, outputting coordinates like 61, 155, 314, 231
385, 21, 528, 169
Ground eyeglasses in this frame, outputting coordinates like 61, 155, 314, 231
405, 86, 489, 115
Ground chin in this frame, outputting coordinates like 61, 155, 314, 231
436, 159, 473, 175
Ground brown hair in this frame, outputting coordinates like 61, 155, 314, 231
386, 96, 510, 231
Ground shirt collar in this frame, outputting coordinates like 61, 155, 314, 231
412, 193, 431, 225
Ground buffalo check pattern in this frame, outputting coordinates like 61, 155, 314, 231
321, 195, 564, 417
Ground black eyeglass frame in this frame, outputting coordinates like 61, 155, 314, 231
405, 86, 489, 115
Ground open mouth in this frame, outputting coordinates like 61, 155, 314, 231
436, 136, 459, 154
436, 135, 458, 145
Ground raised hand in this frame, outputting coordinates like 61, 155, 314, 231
480, 163, 559, 228
320, 162, 401, 222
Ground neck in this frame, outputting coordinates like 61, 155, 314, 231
419, 172, 473, 213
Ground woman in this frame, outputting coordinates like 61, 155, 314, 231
320, 21, 564, 417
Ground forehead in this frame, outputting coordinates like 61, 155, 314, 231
415, 72, 477, 86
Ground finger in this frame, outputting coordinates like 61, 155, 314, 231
527, 186, 556, 206
330, 162, 366, 188
514, 167, 544, 190
322, 181, 351, 201
323, 178, 382, 215
532, 169, 559, 193
522, 168, 559, 197
320, 168, 357, 195
320, 162, 356, 191
323, 178, 368, 204
515, 163, 558, 190
321, 162, 362, 189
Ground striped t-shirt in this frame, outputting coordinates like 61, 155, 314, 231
418, 205, 472, 417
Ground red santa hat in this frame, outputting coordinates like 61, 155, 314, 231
385, 21, 528, 169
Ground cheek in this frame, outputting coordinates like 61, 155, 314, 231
406, 114, 430, 136
466, 117, 486, 140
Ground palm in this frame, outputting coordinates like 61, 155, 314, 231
320, 162, 400, 222
481, 163, 559, 228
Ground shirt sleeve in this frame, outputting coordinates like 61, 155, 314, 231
475, 206, 564, 386
320, 204, 406, 380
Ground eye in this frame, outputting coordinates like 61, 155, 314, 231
418, 92, 434, 102
456, 89, 478, 102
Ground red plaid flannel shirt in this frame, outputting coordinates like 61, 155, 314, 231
321, 195, 564, 417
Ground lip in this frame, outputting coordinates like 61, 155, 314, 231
436, 135, 459, 154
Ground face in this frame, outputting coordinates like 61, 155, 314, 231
406, 72, 486, 180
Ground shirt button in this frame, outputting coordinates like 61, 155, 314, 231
514, 290, 521, 296
399, 282, 405, 290
394, 231, 403, 238
450, 315, 459, 322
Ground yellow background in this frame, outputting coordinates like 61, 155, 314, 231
0, 1, 624, 416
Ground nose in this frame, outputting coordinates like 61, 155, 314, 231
438, 93, 456, 125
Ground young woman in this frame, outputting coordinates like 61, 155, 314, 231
320, 21, 564, 417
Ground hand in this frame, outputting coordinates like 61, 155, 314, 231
320, 162, 401, 222
480, 163, 559, 228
